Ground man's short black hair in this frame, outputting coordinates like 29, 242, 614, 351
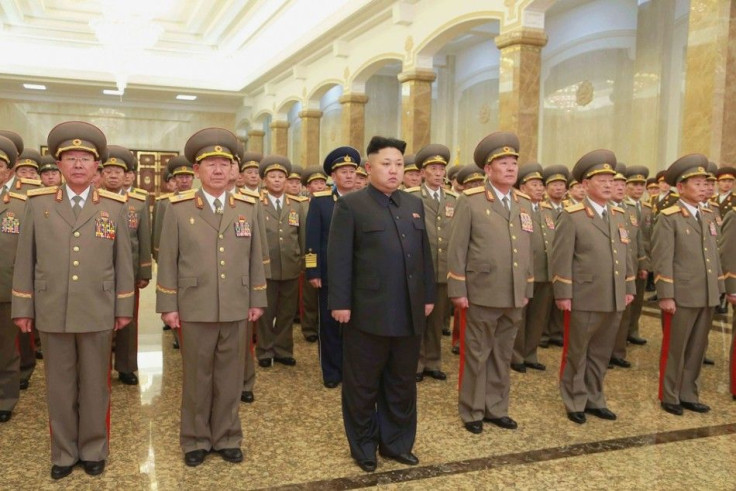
366, 136, 406, 156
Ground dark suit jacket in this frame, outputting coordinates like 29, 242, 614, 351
305, 189, 338, 283
327, 185, 436, 337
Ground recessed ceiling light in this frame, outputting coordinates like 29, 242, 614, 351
23, 83, 47, 90
176, 94, 197, 101
103, 89, 124, 95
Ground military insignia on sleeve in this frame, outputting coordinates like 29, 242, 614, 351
1, 212, 20, 234
234, 216, 251, 237
95, 213, 117, 240
305, 252, 317, 268
618, 225, 630, 244
445, 204, 454, 218
520, 212, 533, 233
545, 215, 555, 230
288, 210, 299, 226
709, 221, 718, 236
127, 208, 139, 229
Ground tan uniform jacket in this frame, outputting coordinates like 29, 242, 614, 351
620, 199, 646, 274
407, 186, 457, 283
712, 192, 735, 220
239, 188, 271, 279
447, 184, 534, 308
0, 192, 27, 302
720, 208, 736, 294
11, 186, 135, 331
550, 198, 636, 312
126, 191, 152, 281
151, 192, 172, 262
260, 193, 306, 281
530, 202, 557, 283
652, 201, 724, 307
156, 189, 267, 321
653, 191, 679, 214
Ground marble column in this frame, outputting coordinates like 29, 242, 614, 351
398, 69, 436, 153
247, 130, 265, 154
681, 0, 736, 163
495, 28, 547, 165
270, 120, 289, 157
339, 93, 368, 152
299, 110, 323, 166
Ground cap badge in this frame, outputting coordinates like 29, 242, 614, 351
697, 166, 705, 172
603, 163, 611, 169
215, 145, 223, 152
72, 139, 82, 146
344, 155, 353, 162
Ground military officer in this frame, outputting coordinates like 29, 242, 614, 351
152, 156, 194, 262
511, 163, 556, 373
407, 143, 456, 381
0, 135, 23, 423
646, 177, 660, 201
239, 151, 262, 195
448, 132, 534, 434
101, 145, 152, 385
652, 154, 724, 416
15, 149, 42, 180
402, 154, 421, 188
256, 155, 306, 367
163, 171, 177, 193
306, 148, 358, 387
12, 121, 135, 479
653, 170, 679, 213
157, 128, 266, 466
456, 164, 485, 189
714, 166, 736, 217
448, 164, 465, 193
719, 208, 736, 400
550, 149, 635, 425
299, 167, 327, 344
0, 131, 40, 195
286, 164, 304, 196
354, 160, 368, 190
39, 155, 62, 187
564, 178, 586, 205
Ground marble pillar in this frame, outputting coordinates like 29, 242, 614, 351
681, 0, 736, 163
398, 69, 436, 153
299, 110, 323, 166
247, 130, 265, 154
270, 120, 290, 157
495, 28, 547, 165
339, 93, 368, 152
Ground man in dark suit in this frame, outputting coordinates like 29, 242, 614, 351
328, 136, 436, 473
305, 146, 358, 388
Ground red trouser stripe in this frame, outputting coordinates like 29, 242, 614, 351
559, 310, 571, 380
730, 331, 736, 396
457, 308, 467, 390
658, 311, 672, 401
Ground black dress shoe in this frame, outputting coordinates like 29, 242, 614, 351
610, 358, 631, 368
218, 448, 243, 463
483, 416, 518, 429
584, 407, 617, 420
567, 412, 586, 424
681, 401, 710, 413
184, 449, 207, 467
19, 379, 29, 390
258, 358, 273, 368
0, 411, 11, 423
324, 381, 339, 389
715, 305, 728, 315
549, 338, 564, 347
356, 459, 377, 472
524, 361, 546, 371
305, 335, 318, 343
380, 451, 419, 466
510, 363, 526, 373
240, 391, 254, 403
83, 460, 105, 476
51, 464, 74, 480
163, 324, 171, 331
538, 340, 550, 349
464, 421, 483, 434
172, 338, 180, 349
661, 402, 684, 416
627, 336, 647, 345
119, 372, 139, 385
451, 345, 460, 355
274, 357, 296, 366
423, 369, 447, 380
703, 357, 715, 366
415, 373, 424, 382
442, 328, 451, 336
35, 349, 43, 359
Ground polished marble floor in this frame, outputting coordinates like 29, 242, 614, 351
1, 278, 735, 490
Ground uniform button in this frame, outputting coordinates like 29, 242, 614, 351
513, 249, 518, 253
615, 271, 619, 275
279, 237, 283, 241
73, 231, 80, 237
512, 235, 517, 240
438, 237, 442, 242
706, 259, 710, 263
73, 261, 79, 267
615, 260, 619, 265
72, 275, 79, 281
396, 216, 400, 220
401, 233, 406, 238
704, 248, 708, 252
509, 223, 514, 228
279, 229, 283, 232
219, 234, 224, 239
219, 247, 224, 252
407, 253, 411, 258
708, 269, 712, 273
220, 273, 226, 279
513, 262, 518, 267
408, 274, 413, 279
220, 260, 225, 266
438, 248, 442, 253
73, 246, 80, 252
613, 249, 617, 254
437, 227, 441, 232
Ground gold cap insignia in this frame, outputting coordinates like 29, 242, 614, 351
215, 145, 223, 152
697, 166, 705, 172
110, 157, 117, 163
344, 155, 352, 162
72, 139, 81, 146
603, 163, 610, 169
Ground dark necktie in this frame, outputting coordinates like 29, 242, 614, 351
72, 196, 82, 218
275, 198, 282, 215
601, 208, 609, 224
214, 198, 223, 215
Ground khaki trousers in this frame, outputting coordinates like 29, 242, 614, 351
257, 278, 298, 359
459, 304, 521, 422
40, 330, 113, 466
513, 282, 553, 365
242, 321, 256, 392
180, 320, 246, 453
114, 287, 139, 373
418, 283, 448, 372
300, 275, 319, 339
0, 302, 19, 412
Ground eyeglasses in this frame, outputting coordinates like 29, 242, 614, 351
61, 156, 96, 165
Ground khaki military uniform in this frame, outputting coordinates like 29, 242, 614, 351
151, 192, 172, 262
652, 201, 724, 405
12, 185, 134, 466
448, 184, 534, 422
550, 198, 635, 413
718, 208, 736, 398
712, 191, 735, 219
297, 196, 318, 341
541, 199, 565, 345
408, 185, 457, 373
156, 189, 267, 452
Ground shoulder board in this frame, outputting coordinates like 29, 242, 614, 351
642, 201, 652, 208
98, 189, 127, 203
133, 187, 148, 195
287, 194, 307, 202
239, 188, 260, 199
19, 178, 42, 186
8, 191, 27, 201
127, 192, 147, 202
661, 205, 681, 216
540, 202, 553, 209
611, 205, 625, 214
170, 193, 196, 204
623, 198, 636, 206
445, 189, 458, 198
670, 191, 680, 197
27, 186, 58, 197
404, 186, 421, 193
701, 207, 713, 213
514, 190, 531, 200
232, 193, 256, 204
312, 190, 333, 198
565, 203, 585, 213
463, 187, 485, 196
156, 193, 173, 201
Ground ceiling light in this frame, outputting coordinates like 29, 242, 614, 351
103, 89, 124, 95
23, 83, 46, 90
176, 94, 197, 101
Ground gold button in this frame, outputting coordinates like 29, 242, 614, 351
220, 273, 226, 279
73, 261, 79, 267
613, 249, 617, 254
73, 231, 80, 237
220, 260, 225, 266
438, 248, 442, 253
72, 275, 78, 281
509, 223, 514, 228
438, 237, 442, 242
706, 259, 710, 263
279, 237, 283, 241
615, 271, 619, 275
513, 249, 517, 253
73, 246, 80, 252
708, 269, 712, 273
513, 262, 518, 267
219, 247, 224, 252
219, 234, 224, 239
615, 260, 619, 265
437, 227, 441, 232
512, 235, 516, 240
704, 248, 708, 252
279, 229, 283, 232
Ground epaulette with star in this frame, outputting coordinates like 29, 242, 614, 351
170, 191, 196, 204
18, 177, 42, 187
514, 190, 531, 201
445, 189, 458, 198
287, 193, 307, 202
27, 186, 58, 197
660, 205, 681, 216
156, 193, 172, 201
565, 203, 585, 213
98, 189, 128, 203
540, 202, 553, 209
4, 191, 26, 202
312, 190, 333, 198
232, 193, 256, 205
239, 188, 260, 199
611, 205, 625, 214
404, 186, 421, 193
463, 187, 485, 196
127, 192, 147, 202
